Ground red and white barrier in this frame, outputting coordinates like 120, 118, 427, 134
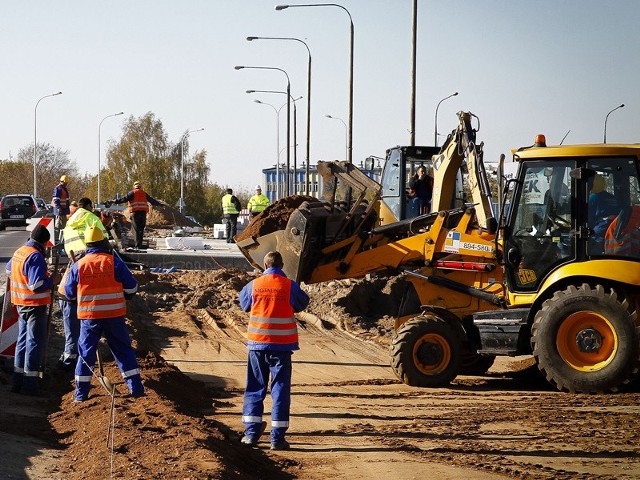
0, 280, 19, 368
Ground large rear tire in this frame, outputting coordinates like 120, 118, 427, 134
531, 284, 640, 393
391, 314, 461, 387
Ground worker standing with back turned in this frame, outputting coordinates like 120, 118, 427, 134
64, 226, 144, 401
238, 251, 310, 450
111, 181, 161, 250
221, 188, 241, 243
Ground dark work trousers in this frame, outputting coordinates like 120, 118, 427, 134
13, 305, 49, 394
74, 317, 144, 401
224, 214, 238, 243
58, 299, 80, 366
242, 350, 292, 444
131, 211, 147, 248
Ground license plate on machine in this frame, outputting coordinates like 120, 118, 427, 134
10, 215, 24, 219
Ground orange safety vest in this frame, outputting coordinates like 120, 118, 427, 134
76, 253, 126, 319
128, 188, 149, 213
10, 246, 50, 306
247, 274, 298, 345
604, 206, 640, 256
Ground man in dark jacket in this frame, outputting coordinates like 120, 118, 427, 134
221, 188, 241, 243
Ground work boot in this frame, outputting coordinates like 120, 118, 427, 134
241, 421, 267, 446
270, 439, 290, 451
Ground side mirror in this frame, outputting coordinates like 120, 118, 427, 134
505, 247, 522, 269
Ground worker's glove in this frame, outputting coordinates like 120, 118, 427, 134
104, 200, 112, 208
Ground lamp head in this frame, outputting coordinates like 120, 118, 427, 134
117, 111, 124, 115
234, 66, 244, 70
620, 103, 625, 108
55, 91, 62, 95
275, 5, 289, 10
324, 114, 333, 119
246, 90, 256, 94
247, 36, 258, 41
453, 92, 459, 96
253, 99, 263, 104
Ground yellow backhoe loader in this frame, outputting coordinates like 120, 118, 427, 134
238, 111, 640, 393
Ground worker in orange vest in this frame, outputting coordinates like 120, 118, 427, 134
238, 251, 309, 450
63, 226, 144, 401
110, 181, 161, 250
6, 225, 60, 395
604, 205, 640, 256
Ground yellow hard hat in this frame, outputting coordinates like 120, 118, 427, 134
134, 181, 142, 188
592, 174, 605, 194
84, 225, 105, 244
60, 175, 68, 183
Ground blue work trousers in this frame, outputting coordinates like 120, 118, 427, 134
13, 305, 48, 393
75, 317, 143, 400
242, 350, 292, 443
59, 299, 80, 366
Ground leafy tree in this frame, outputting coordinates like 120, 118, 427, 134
0, 143, 83, 201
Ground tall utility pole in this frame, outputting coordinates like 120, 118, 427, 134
410, 0, 417, 146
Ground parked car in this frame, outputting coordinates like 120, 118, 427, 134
35, 197, 50, 211
0, 194, 38, 230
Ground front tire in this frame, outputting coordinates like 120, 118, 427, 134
531, 284, 640, 393
391, 314, 461, 387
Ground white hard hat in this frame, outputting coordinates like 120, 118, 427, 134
255, 185, 262, 190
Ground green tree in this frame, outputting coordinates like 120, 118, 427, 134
2, 143, 84, 201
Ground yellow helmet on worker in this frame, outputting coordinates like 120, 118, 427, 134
84, 225, 105, 244
60, 175, 68, 183
134, 181, 142, 188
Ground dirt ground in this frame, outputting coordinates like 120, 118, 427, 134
1, 268, 640, 479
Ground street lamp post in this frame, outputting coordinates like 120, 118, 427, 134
604, 103, 625, 144
247, 36, 313, 194
324, 114, 347, 160
236, 65, 292, 195
180, 128, 205, 214
34, 91, 62, 198
248, 90, 302, 195
253, 99, 282, 200
276, 3, 354, 164
98, 111, 124, 205
434, 91, 458, 147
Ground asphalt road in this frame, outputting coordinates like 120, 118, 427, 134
0, 227, 30, 271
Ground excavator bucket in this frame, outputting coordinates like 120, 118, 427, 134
236, 161, 382, 283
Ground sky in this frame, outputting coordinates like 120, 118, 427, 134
1, 0, 639, 194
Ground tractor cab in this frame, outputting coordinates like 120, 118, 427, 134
502, 140, 640, 294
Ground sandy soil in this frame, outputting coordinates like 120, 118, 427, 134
1, 269, 640, 480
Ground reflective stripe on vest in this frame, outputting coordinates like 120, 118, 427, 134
247, 274, 298, 345
249, 194, 269, 213
604, 206, 640, 256
10, 246, 50, 306
77, 253, 126, 319
128, 189, 149, 213
222, 194, 239, 215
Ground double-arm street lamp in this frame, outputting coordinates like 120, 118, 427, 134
236, 65, 292, 195
603, 103, 625, 144
34, 91, 62, 198
276, 3, 354, 164
248, 90, 302, 196
324, 114, 347, 160
434, 91, 458, 147
180, 128, 205, 213
98, 111, 124, 205
247, 36, 312, 194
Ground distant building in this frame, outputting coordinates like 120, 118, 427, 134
261, 157, 383, 203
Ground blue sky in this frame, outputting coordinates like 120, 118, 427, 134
1, 0, 638, 192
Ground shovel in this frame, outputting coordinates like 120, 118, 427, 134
96, 349, 116, 396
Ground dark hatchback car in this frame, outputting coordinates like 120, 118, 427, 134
0, 194, 38, 230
